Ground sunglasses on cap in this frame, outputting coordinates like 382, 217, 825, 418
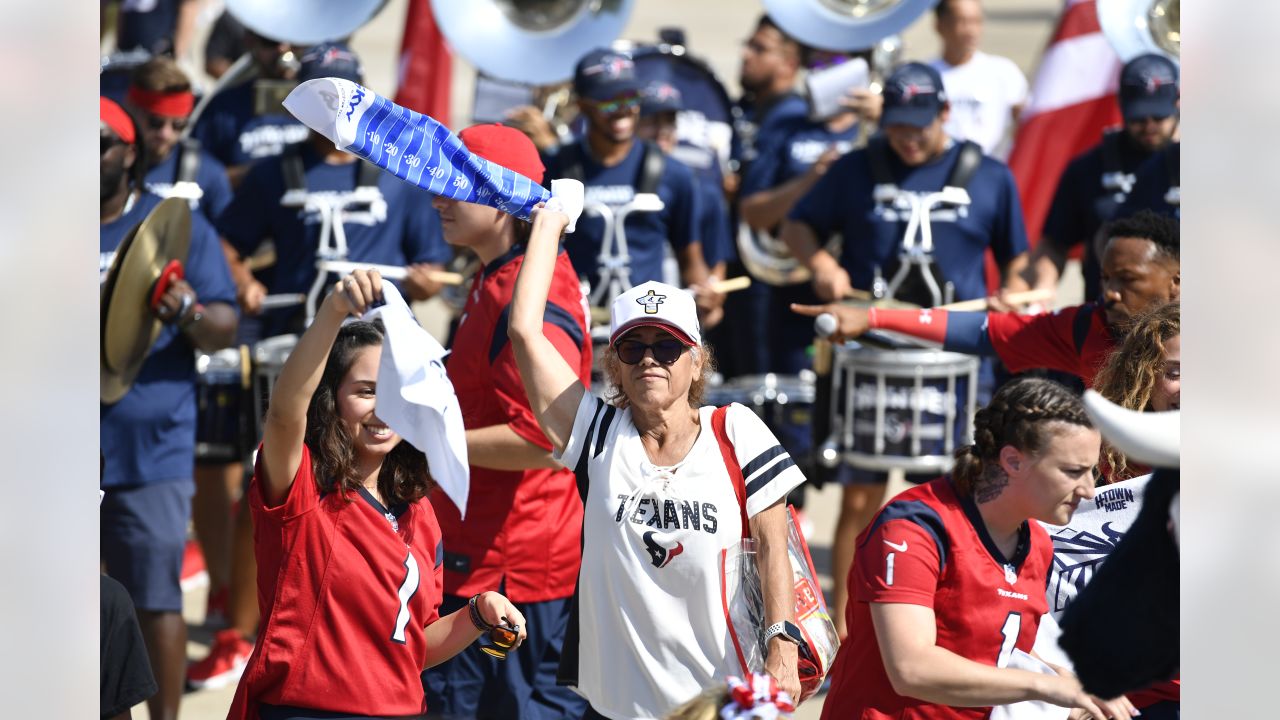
585, 93, 640, 115
615, 338, 688, 365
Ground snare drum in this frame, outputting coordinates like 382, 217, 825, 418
195, 346, 252, 462
706, 373, 816, 467
825, 344, 979, 474
252, 334, 299, 440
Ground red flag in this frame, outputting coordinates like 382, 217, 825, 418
393, 0, 452, 123
1008, 0, 1124, 245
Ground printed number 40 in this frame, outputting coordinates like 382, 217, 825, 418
390, 550, 420, 644
996, 612, 1021, 668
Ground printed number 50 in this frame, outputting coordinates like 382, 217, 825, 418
390, 550, 420, 644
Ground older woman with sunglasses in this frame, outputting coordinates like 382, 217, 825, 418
508, 204, 806, 720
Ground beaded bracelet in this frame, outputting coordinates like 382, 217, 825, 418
467, 593, 494, 632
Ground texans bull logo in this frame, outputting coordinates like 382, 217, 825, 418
643, 530, 684, 568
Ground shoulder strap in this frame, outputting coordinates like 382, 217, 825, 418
866, 135, 896, 186
711, 405, 750, 539
1165, 143, 1180, 188
636, 141, 666, 195
357, 159, 381, 188
281, 143, 306, 194
175, 138, 202, 184
945, 140, 983, 190
1100, 129, 1124, 175
1072, 303, 1096, 355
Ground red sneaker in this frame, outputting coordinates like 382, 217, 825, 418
187, 629, 253, 690
180, 539, 209, 593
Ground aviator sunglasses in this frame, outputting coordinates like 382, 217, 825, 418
615, 338, 688, 365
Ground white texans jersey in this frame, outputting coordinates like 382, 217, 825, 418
554, 397, 804, 720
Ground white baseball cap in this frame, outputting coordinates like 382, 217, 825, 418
609, 280, 702, 347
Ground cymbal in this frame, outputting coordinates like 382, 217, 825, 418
101, 198, 192, 404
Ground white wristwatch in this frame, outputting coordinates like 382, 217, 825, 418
764, 620, 804, 645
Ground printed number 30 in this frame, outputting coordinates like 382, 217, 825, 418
390, 550, 420, 644
996, 612, 1021, 667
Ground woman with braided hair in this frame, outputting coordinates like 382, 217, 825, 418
1092, 301, 1179, 482
819, 378, 1138, 719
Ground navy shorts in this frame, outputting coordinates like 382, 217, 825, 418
101, 480, 194, 612
423, 593, 586, 720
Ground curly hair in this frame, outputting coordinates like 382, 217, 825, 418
602, 341, 717, 410
1103, 209, 1179, 263
953, 378, 1094, 497
1091, 301, 1179, 481
303, 319, 434, 505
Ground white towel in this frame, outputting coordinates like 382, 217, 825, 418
363, 284, 469, 517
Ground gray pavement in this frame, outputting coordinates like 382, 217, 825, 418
151, 1, 1071, 717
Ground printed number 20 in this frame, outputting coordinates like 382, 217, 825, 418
996, 612, 1021, 668
390, 550, 420, 644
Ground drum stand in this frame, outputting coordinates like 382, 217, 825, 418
585, 193, 665, 308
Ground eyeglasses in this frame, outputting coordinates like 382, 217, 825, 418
145, 114, 188, 132
615, 338, 687, 365
480, 623, 520, 660
585, 93, 640, 115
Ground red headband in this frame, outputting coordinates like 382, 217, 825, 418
100, 97, 136, 144
126, 86, 195, 118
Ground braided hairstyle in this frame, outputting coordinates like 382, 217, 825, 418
953, 378, 1094, 497
1092, 301, 1179, 481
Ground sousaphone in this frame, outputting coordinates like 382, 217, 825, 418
101, 198, 192, 404
763, 0, 937, 52
1098, 0, 1180, 62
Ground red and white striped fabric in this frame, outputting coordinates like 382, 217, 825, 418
392, 0, 452, 123
1008, 0, 1124, 244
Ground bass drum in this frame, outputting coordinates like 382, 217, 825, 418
628, 43, 734, 186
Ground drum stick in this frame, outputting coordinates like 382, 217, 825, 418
711, 276, 752, 294
259, 294, 306, 310
937, 288, 1054, 312
316, 260, 464, 286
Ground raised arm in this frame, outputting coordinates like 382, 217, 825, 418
258, 270, 382, 506
508, 206, 586, 455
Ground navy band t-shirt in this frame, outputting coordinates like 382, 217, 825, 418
145, 146, 234, 225
193, 81, 311, 168
1117, 143, 1179, 220
788, 138, 1028, 302
100, 192, 238, 488
544, 140, 701, 293
217, 143, 449, 334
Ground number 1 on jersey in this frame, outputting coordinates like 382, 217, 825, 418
390, 550, 420, 644
996, 612, 1021, 667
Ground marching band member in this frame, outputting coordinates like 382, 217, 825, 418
794, 210, 1179, 390
779, 61, 1029, 639
1014, 54, 1179, 301
100, 96, 238, 720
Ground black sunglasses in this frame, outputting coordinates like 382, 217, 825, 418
615, 338, 687, 365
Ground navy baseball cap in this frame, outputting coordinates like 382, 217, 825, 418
573, 48, 642, 102
1119, 54, 1179, 120
639, 80, 683, 116
298, 42, 364, 85
881, 62, 948, 128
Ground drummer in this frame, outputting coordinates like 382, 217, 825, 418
215, 43, 452, 339
100, 96, 239, 720
792, 210, 1180, 389
777, 61, 1029, 639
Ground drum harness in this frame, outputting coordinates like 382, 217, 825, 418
555, 139, 668, 308
149, 138, 206, 208
866, 136, 982, 309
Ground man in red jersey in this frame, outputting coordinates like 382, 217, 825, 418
422, 124, 593, 719
794, 210, 1178, 388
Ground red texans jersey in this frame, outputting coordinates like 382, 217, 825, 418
435, 246, 591, 602
821, 478, 1053, 720
228, 444, 444, 719
986, 301, 1115, 387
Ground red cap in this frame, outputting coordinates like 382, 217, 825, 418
458, 123, 545, 185
100, 97, 136, 144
